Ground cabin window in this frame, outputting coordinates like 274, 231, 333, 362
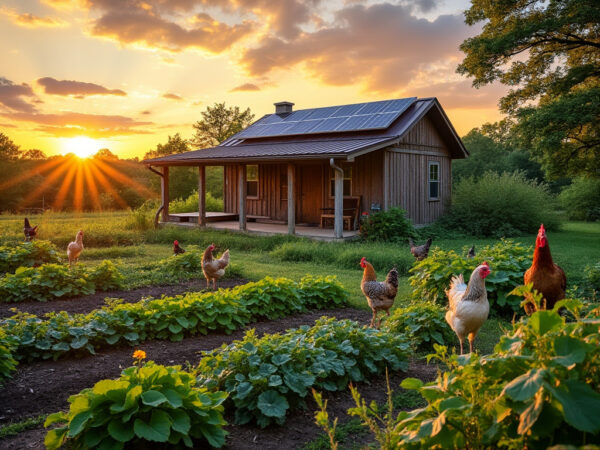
428, 161, 440, 200
246, 165, 259, 198
329, 165, 352, 197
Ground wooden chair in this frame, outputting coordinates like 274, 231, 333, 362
320, 196, 361, 231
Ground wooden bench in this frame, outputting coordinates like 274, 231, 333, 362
320, 196, 361, 231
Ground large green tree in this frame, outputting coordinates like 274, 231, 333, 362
190, 102, 254, 148
458, 0, 600, 178
0, 132, 21, 160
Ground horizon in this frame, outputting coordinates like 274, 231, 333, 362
1, 0, 505, 159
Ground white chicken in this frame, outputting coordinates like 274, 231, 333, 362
67, 230, 84, 265
445, 262, 491, 354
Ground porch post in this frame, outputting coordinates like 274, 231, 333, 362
238, 164, 247, 231
198, 164, 206, 226
333, 162, 344, 239
161, 166, 169, 223
287, 163, 295, 235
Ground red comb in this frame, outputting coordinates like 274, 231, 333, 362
174, 240, 179, 245
482, 261, 489, 267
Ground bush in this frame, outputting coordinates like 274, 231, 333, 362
443, 171, 562, 237
359, 208, 415, 242
409, 239, 532, 315
0, 261, 124, 303
559, 177, 600, 221
170, 190, 224, 213
162, 246, 203, 276
0, 328, 17, 385
384, 303, 455, 351
0, 240, 62, 273
584, 262, 600, 300
2, 276, 348, 362
196, 317, 411, 428
45, 355, 228, 449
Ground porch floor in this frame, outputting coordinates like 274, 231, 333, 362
164, 214, 359, 241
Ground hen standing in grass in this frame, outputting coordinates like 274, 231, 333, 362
360, 257, 398, 328
408, 238, 432, 261
445, 262, 491, 355
523, 224, 566, 314
173, 240, 185, 255
24, 218, 38, 241
202, 243, 230, 290
67, 230, 84, 265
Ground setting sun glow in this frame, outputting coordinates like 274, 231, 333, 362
61, 137, 102, 158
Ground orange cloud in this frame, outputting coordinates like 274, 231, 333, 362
37, 77, 127, 97
1, 8, 67, 28
162, 93, 182, 100
0, 77, 38, 113
230, 83, 260, 92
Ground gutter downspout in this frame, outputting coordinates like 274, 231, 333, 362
147, 166, 164, 228
329, 158, 344, 239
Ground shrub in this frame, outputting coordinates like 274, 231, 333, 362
0, 261, 124, 303
584, 262, 600, 300
359, 208, 415, 242
45, 354, 228, 449
195, 317, 411, 428
2, 276, 348, 362
0, 328, 17, 385
444, 171, 562, 237
384, 303, 455, 351
162, 246, 203, 276
0, 240, 62, 273
409, 239, 532, 315
170, 190, 224, 213
558, 177, 600, 221
125, 207, 155, 231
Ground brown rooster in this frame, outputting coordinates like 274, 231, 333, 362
445, 262, 491, 354
173, 240, 185, 255
24, 218, 38, 241
523, 224, 566, 314
360, 257, 398, 328
202, 244, 230, 290
408, 238, 432, 261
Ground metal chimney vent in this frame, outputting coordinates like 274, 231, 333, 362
274, 101, 294, 115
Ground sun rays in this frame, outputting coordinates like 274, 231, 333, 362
8, 153, 153, 211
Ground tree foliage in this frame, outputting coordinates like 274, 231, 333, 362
190, 102, 254, 148
144, 133, 189, 160
0, 132, 21, 160
458, 0, 600, 178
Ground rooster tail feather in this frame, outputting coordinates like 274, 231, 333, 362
217, 249, 230, 269
24, 218, 31, 228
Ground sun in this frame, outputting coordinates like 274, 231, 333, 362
61, 136, 101, 158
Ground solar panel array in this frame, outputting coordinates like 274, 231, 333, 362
236, 97, 417, 139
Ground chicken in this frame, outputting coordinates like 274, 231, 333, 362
67, 230, 84, 265
523, 224, 566, 314
360, 257, 398, 328
445, 262, 491, 355
408, 238, 432, 261
24, 218, 38, 241
467, 245, 475, 259
202, 244, 230, 290
173, 240, 185, 255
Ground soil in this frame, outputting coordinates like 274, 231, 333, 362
0, 307, 440, 450
0, 279, 248, 319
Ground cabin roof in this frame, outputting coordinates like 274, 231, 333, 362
144, 97, 467, 165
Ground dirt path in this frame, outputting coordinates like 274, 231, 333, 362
0, 279, 247, 318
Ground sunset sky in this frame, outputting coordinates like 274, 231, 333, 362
0, 0, 506, 159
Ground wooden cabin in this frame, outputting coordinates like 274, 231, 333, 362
144, 97, 468, 239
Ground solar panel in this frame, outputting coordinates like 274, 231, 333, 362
237, 97, 416, 139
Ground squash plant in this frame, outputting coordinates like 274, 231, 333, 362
45, 354, 228, 449
0, 240, 62, 274
0, 327, 17, 385
409, 239, 532, 315
196, 317, 411, 428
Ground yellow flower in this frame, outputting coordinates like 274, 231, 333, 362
133, 350, 146, 359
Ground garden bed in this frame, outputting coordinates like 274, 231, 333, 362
0, 278, 248, 319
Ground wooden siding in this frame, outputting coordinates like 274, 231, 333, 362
397, 114, 447, 151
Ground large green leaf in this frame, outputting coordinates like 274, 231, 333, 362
141, 390, 168, 407
67, 410, 92, 437
547, 379, 600, 433
257, 390, 289, 418
133, 410, 171, 442
44, 427, 68, 450
503, 368, 546, 402
107, 418, 135, 443
517, 389, 543, 434
553, 336, 589, 367
528, 311, 562, 335
170, 409, 191, 434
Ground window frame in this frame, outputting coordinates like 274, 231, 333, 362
328, 164, 353, 198
428, 161, 440, 201
246, 164, 259, 199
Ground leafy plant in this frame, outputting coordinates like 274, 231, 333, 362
0, 240, 62, 273
559, 177, 600, 221
2, 276, 347, 362
360, 207, 415, 242
584, 262, 600, 301
0, 261, 124, 303
45, 352, 228, 449
162, 246, 203, 276
196, 317, 411, 428
170, 190, 224, 213
384, 302, 455, 351
409, 239, 532, 315
0, 327, 17, 385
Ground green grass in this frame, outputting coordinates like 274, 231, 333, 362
302, 418, 367, 450
0, 415, 46, 439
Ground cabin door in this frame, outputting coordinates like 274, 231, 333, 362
299, 165, 322, 225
